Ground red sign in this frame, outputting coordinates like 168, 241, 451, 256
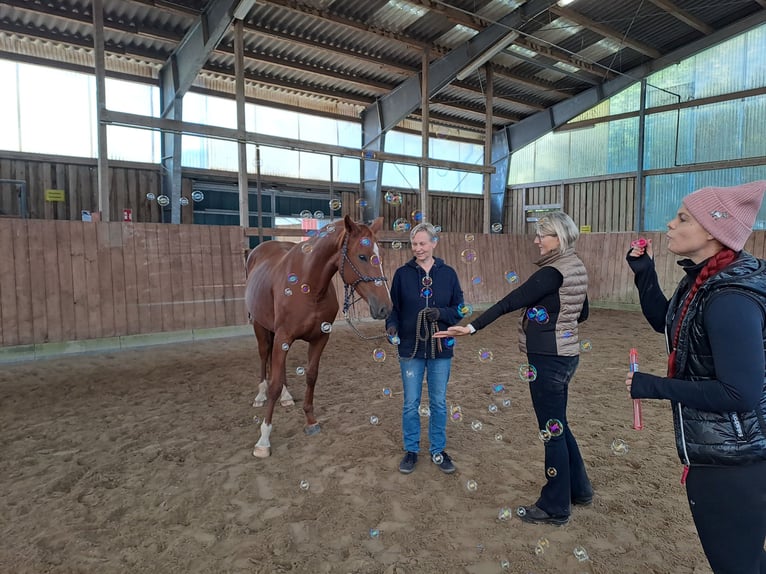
123, 209, 133, 222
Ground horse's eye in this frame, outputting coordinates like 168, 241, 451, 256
358, 254, 367, 262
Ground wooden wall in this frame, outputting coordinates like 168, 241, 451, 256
5, 217, 766, 348
0, 220, 244, 347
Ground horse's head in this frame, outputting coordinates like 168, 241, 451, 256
339, 215, 393, 320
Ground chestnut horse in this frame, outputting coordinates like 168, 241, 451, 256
244, 215, 392, 457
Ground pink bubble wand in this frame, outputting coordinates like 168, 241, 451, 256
629, 348, 644, 430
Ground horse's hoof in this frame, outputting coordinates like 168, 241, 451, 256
252, 445, 271, 458
304, 423, 321, 436
253, 399, 265, 407
280, 399, 295, 407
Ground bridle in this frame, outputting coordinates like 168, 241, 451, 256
338, 232, 389, 340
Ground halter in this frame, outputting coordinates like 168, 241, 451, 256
339, 232, 389, 340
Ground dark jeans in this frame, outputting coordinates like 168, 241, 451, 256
527, 353, 592, 517
686, 462, 766, 574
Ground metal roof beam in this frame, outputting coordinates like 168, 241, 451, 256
158, 0, 245, 115
362, 0, 555, 143
646, 0, 713, 35
504, 8, 766, 153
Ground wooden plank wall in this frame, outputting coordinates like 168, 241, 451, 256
4, 219, 766, 348
0, 220, 245, 347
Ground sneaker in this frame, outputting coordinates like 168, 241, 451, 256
572, 495, 593, 506
432, 451, 456, 474
517, 504, 569, 526
399, 451, 418, 474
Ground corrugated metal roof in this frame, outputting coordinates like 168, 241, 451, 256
0, 0, 763, 136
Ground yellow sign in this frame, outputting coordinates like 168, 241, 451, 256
45, 189, 66, 202
579, 225, 591, 233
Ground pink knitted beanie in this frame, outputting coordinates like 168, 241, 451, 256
682, 181, 766, 251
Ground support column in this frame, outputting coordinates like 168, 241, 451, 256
420, 48, 430, 223
635, 79, 647, 232
483, 65, 494, 233
92, 0, 110, 221
234, 19, 249, 230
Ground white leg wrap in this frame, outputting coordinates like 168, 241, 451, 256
279, 385, 294, 406
253, 422, 273, 458
253, 379, 268, 407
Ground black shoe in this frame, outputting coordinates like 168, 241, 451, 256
572, 495, 593, 506
399, 451, 418, 474
432, 451, 456, 474
517, 505, 569, 526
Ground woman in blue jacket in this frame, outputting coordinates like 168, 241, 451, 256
386, 222, 464, 475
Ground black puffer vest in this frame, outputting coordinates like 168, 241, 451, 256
666, 252, 766, 466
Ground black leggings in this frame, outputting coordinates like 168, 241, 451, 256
686, 462, 766, 574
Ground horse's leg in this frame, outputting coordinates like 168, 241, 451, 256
303, 335, 330, 435
253, 336, 291, 458
252, 324, 273, 407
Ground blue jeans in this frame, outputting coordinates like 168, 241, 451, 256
400, 358, 451, 455
528, 353, 592, 517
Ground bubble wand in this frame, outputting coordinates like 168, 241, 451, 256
629, 348, 643, 430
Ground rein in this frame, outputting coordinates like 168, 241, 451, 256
338, 232, 389, 340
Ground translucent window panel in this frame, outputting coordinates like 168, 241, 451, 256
255, 106, 299, 138
606, 117, 638, 174
643, 111, 681, 171
0, 60, 20, 151
333, 156, 360, 183
382, 162, 419, 190
16, 62, 94, 157
181, 135, 209, 169
105, 78, 157, 116
533, 131, 570, 182
742, 97, 766, 159
205, 138, 239, 171
692, 35, 746, 100
456, 172, 482, 195
744, 26, 766, 91
509, 143, 536, 184
299, 114, 338, 145
259, 146, 300, 178
107, 125, 159, 163
569, 124, 607, 179
429, 167, 462, 193
299, 151, 331, 180
183, 92, 237, 129
337, 120, 361, 146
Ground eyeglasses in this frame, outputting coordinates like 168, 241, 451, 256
535, 233, 556, 240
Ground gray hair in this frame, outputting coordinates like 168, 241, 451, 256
535, 211, 579, 253
410, 222, 438, 242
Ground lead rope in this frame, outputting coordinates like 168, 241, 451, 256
401, 309, 438, 360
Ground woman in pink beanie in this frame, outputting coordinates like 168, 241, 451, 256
626, 181, 766, 574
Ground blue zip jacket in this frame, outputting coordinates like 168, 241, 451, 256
386, 257, 464, 359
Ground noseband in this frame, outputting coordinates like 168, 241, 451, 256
339, 233, 388, 315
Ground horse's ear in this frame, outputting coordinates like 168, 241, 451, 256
369, 217, 384, 235
344, 214, 360, 234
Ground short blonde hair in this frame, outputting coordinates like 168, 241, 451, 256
535, 212, 579, 253
410, 222, 438, 242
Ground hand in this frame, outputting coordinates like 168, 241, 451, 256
434, 325, 470, 338
424, 307, 440, 322
628, 238, 653, 259
386, 326, 398, 338
625, 371, 634, 394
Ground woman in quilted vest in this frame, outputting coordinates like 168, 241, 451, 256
436, 211, 592, 526
626, 181, 766, 574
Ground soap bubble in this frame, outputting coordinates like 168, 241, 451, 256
539, 429, 552, 443
296, 366, 305, 376
478, 348, 493, 362
471, 275, 483, 285
547, 467, 558, 477
471, 420, 483, 431
392, 240, 403, 250
299, 480, 310, 491
253, 415, 261, 424
450, 405, 463, 422
545, 418, 564, 437
495, 433, 503, 442
393, 218, 410, 232
300, 242, 313, 254
284, 288, 293, 296
300, 284, 311, 294
281, 342, 290, 351
580, 339, 593, 352
464, 233, 475, 242
360, 237, 371, 247
313, 210, 324, 220
573, 546, 590, 562
382, 387, 392, 398
491, 222, 503, 233
388, 334, 400, 345
457, 303, 473, 317
498, 507, 512, 521
461, 249, 477, 263
519, 363, 538, 382
535, 537, 550, 555
443, 337, 455, 348
504, 271, 519, 284
320, 322, 332, 333
328, 198, 341, 210
516, 506, 527, 517
299, 210, 312, 219
384, 191, 402, 206
418, 405, 431, 417
372, 348, 386, 362
369, 415, 380, 425
369, 528, 381, 539
492, 383, 505, 394
287, 273, 299, 284
500, 559, 510, 570
432, 452, 443, 464
502, 398, 512, 408
356, 198, 368, 207
488, 404, 498, 414
411, 210, 423, 223
465, 480, 478, 492
611, 438, 629, 455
